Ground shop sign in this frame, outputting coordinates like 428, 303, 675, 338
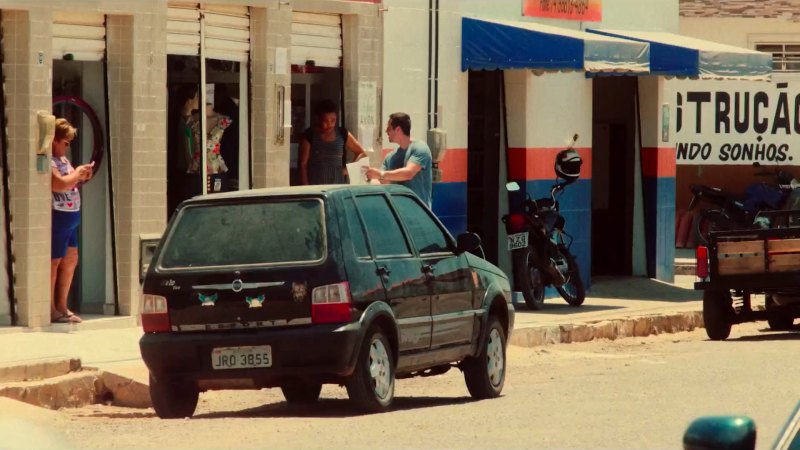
522, 0, 602, 22
670, 80, 800, 166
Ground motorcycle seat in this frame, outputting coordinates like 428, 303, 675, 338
689, 184, 747, 202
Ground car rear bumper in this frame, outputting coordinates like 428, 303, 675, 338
140, 322, 361, 387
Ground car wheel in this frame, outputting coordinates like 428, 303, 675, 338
280, 380, 323, 404
703, 289, 733, 341
149, 374, 199, 419
463, 315, 506, 399
766, 295, 794, 331
346, 327, 395, 413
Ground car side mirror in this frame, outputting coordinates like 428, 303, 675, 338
505, 181, 521, 192
456, 232, 482, 255
683, 416, 756, 450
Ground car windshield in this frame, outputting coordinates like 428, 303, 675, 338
160, 199, 326, 268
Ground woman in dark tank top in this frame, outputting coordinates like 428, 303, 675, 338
299, 99, 368, 185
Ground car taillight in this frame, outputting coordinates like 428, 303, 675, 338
696, 246, 709, 279
141, 294, 171, 333
507, 213, 527, 233
311, 282, 352, 324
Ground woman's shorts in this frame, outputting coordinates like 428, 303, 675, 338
52, 210, 81, 259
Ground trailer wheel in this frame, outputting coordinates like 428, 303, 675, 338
766, 295, 794, 331
703, 289, 734, 341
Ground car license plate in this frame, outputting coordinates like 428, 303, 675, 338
507, 232, 529, 250
211, 345, 272, 370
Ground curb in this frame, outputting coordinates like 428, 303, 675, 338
510, 310, 704, 347
0, 361, 151, 410
0, 358, 82, 384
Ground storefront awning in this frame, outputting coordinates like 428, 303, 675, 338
587, 29, 772, 80
461, 17, 650, 74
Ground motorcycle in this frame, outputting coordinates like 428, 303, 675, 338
501, 134, 586, 310
689, 162, 800, 245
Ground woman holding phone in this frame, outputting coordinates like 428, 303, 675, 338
50, 118, 94, 324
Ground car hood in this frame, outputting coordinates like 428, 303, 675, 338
465, 253, 508, 280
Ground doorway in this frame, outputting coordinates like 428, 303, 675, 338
52, 59, 113, 315
591, 77, 637, 276
290, 67, 343, 186
467, 71, 502, 265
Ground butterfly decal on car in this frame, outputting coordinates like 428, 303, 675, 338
246, 295, 265, 308
198, 292, 218, 307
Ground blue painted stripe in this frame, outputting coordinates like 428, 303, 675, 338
644, 177, 675, 281
432, 182, 468, 237
432, 182, 467, 217
438, 215, 468, 237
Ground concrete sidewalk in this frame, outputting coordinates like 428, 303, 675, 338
0, 275, 705, 408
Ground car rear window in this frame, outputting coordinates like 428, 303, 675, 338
160, 199, 326, 268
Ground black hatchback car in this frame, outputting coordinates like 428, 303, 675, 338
139, 184, 515, 418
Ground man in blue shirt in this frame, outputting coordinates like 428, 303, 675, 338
366, 112, 432, 206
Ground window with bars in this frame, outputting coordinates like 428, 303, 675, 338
755, 43, 800, 73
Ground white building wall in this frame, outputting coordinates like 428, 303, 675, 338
383, 0, 680, 150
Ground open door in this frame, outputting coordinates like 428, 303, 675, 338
591, 77, 637, 276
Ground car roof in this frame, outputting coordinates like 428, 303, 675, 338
182, 184, 414, 204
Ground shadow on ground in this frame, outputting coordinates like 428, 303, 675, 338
193, 395, 477, 419
512, 303, 625, 316
726, 326, 800, 342
586, 276, 701, 302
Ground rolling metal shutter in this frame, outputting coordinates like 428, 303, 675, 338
291, 12, 342, 68
203, 5, 250, 62
167, 3, 249, 61
53, 12, 106, 61
167, 3, 201, 56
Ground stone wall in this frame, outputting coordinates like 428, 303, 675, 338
680, 0, 800, 20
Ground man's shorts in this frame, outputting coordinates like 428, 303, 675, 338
52, 210, 81, 259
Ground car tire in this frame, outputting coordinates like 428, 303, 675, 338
346, 327, 395, 413
703, 289, 733, 341
766, 295, 794, 331
149, 374, 199, 419
280, 381, 323, 404
463, 315, 506, 400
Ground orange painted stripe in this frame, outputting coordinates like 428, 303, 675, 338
438, 148, 467, 182
642, 147, 676, 178
508, 147, 593, 181
379, 147, 468, 183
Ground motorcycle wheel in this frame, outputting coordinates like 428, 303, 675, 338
555, 249, 585, 307
695, 209, 737, 246
513, 247, 545, 310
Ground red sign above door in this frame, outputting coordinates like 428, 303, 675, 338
523, 0, 602, 22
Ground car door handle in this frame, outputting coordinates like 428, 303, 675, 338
377, 266, 391, 276
421, 264, 434, 274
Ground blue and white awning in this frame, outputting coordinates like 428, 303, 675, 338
588, 29, 772, 80
461, 17, 650, 74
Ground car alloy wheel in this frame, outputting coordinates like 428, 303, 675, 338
346, 327, 395, 412
464, 315, 506, 399
369, 338, 392, 400
486, 328, 505, 388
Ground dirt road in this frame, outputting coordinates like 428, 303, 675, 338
6, 322, 800, 449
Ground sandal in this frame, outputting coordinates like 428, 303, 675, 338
51, 312, 82, 324
51, 313, 72, 323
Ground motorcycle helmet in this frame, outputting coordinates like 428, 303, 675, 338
555, 148, 582, 183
